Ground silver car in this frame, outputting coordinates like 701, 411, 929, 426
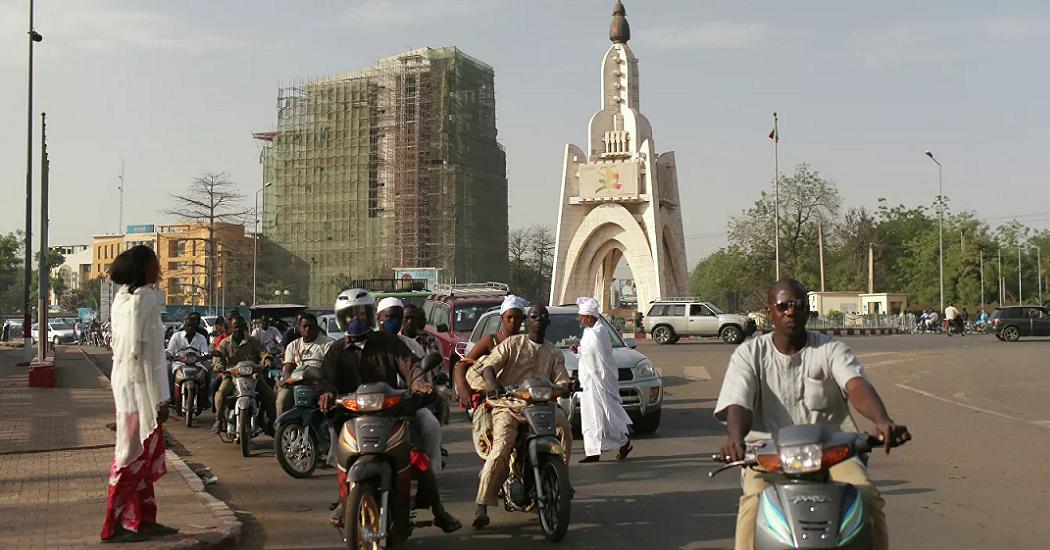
645, 298, 755, 345
464, 306, 663, 434
31, 321, 76, 346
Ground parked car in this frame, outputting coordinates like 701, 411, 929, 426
991, 305, 1050, 341
644, 298, 755, 345
31, 321, 76, 347
464, 305, 664, 434
423, 283, 509, 370
317, 313, 343, 341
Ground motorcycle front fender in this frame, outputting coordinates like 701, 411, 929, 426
236, 396, 255, 412
275, 406, 319, 428
528, 435, 565, 464
346, 454, 393, 490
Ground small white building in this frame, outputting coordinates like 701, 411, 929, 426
808, 291, 862, 316
859, 292, 908, 316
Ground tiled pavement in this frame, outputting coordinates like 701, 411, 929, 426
0, 347, 240, 549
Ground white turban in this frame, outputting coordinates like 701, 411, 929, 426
576, 296, 600, 317
500, 295, 529, 315
376, 297, 404, 313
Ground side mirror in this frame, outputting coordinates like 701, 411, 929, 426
436, 324, 449, 333
421, 352, 444, 375
623, 337, 637, 349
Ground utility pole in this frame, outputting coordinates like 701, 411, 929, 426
979, 249, 984, 312
118, 160, 125, 232
998, 248, 1003, 304
37, 112, 48, 362
1038, 246, 1043, 305
23, 0, 43, 363
925, 151, 945, 313
817, 220, 826, 292
868, 243, 875, 294
772, 112, 780, 281
1018, 246, 1023, 305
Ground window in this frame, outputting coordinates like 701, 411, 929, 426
669, 304, 685, 317
647, 304, 667, 317
690, 304, 715, 317
431, 305, 450, 331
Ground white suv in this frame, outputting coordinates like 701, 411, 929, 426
644, 298, 755, 345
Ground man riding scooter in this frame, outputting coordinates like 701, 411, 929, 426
276, 312, 335, 419
317, 288, 461, 533
165, 312, 211, 409
714, 278, 912, 550
212, 317, 277, 435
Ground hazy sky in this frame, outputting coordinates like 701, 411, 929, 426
2, 0, 1049, 268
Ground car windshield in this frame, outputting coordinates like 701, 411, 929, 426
452, 303, 500, 333
705, 303, 725, 315
545, 313, 624, 348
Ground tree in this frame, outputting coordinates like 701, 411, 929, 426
162, 172, 251, 309
60, 278, 101, 311
0, 232, 23, 317
507, 226, 554, 304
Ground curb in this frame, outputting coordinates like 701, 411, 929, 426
79, 348, 242, 549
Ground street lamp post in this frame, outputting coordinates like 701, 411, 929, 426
253, 182, 272, 306
23, 0, 43, 362
925, 151, 944, 313
1018, 246, 1023, 305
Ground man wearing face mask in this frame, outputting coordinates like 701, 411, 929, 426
318, 289, 459, 533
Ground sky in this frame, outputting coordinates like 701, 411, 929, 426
2, 0, 1049, 269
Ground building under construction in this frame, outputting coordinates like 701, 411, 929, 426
255, 47, 508, 306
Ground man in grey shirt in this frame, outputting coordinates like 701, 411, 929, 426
715, 278, 911, 550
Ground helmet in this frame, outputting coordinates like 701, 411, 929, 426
334, 288, 376, 335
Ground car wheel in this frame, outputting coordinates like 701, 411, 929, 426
720, 325, 744, 345
652, 326, 675, 345
632, 410, 661, 435
1002, 326, 1021, 342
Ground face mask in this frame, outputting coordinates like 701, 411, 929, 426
346, 318, 372, 338
381, 318, 402, 335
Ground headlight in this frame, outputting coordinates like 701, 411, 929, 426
635, 359, 657, 379
355, 393, 385, 411
779, 444, 823, 474
528, 386, 553, 401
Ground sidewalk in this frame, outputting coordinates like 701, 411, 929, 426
0, 347, 239, 549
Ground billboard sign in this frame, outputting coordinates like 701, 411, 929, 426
578, 161, 641, 199
394, 268, 440, 291
126, 224, 155, 234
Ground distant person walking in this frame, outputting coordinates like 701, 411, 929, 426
100, 245, 178, 542
574, 297, 632, 463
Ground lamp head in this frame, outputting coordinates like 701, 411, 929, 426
30, 31, 43, 43
924, 151, 933, 158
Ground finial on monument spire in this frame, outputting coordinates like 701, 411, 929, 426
609, 0, 630, 44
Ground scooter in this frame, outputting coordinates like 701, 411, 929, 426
494, 379, 576, 542
710, 424, 898, 549
171, 347, 209, 428
219, 360, 273, 458
332, 355, 444, 548
274, 360, 330, 478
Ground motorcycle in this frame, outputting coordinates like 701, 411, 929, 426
263, 346, 284, 391
493, 379, 575, 542
219, 360, 273, 457
710, 424, 897, 549
171, 347, 209, 428
275, 360, 330, 478
333, 355, 445, 548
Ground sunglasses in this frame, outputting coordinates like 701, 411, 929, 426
774, 299, 807, 313
528, 312, 549, 320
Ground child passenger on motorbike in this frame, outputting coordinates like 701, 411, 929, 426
714, 278, 911, 550
317, 288, 461, 533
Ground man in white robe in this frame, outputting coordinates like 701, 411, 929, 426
575, 297, 633, 463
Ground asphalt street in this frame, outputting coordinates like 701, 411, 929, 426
83, 334, 1050, 549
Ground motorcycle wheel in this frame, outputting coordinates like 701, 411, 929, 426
275, 421, 318, 478
239, 412, 251, 457
537, 455, 572, 542
344, 482, 384, 550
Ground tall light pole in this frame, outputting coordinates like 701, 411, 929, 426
925, 151, 944, 313
1018, 246, 1023, 305
23, 1, 43, 362
252, 181, 272, 306
979, 249, 984, 312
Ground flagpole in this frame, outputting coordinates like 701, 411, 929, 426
773, 112, 780, 280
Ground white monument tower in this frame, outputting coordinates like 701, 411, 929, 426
549, 1, 689, 312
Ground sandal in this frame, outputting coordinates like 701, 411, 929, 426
472, 514, 490, 529
433, 510, 462, 533
616, 442, 633, 460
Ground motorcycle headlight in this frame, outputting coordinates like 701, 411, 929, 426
779, 444, 823, 474
528, 386, 553, 401
355, 393, 385, 411
635, 360, 657, 379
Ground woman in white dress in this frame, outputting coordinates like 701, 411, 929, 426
100, 245, 177, 543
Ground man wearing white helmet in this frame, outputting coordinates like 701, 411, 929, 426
574, 296, 632, 463
319, 289, 461, 533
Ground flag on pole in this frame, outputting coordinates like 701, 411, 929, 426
769, 112, 779, 143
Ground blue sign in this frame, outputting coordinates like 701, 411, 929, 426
126, 224, 155, 234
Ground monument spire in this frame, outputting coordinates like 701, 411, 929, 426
609, 0, 630, 44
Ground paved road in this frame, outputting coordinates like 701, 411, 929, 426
83, 334, 1050, 549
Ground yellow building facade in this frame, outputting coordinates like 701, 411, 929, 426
92, 223, 250, 306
